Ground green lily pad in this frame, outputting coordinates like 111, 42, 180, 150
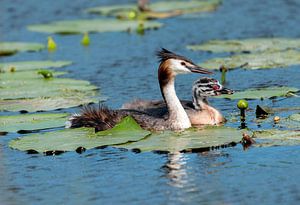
9, 116, 151, 153
0, 113, 69, 133
117, 126, 244, 153
86, 0, 221, 19
216, 87, 299, 100
28, 19, 163, 35
0, 70, 101, 112
187, 38, 300, 53
200, 50, 300, 70
0, 70, 98, 100
0, 61, 72, 72
253, 130, 300, 147
0, 42, 45, 56
0, 95, 103, 112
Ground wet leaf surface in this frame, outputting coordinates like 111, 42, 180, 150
216, 86, 299, 100
0, 113, 69, 133
200, 50, 300, 70
116, 126, 244, 153
9, 116, 150, 153
0, 61, 72, 72
28, 19, 163, 34
253, 130, 300, 147
187, 38, 300, 53
0, 42, 45, 56
86, 0, 221, 19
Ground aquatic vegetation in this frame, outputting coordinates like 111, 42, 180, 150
86, 0, 222, 20
28, 19, 163, 35
0, 113, 69, 133
216, 86, 299, 100
81, 32, 90, 46
8, 114, 300, 154
0, 67, 102, 112
9, 116, 150, 153
187, 38, 300, 53
200, 50, 300, 70
0, 61, 72, 72
0, 42, 45, 56
47, 36, 57, 51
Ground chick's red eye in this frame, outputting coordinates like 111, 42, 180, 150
212, 85, 220, 90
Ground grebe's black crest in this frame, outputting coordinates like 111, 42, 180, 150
156, 48, 194, 64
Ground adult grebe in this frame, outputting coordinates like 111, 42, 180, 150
68, 48, 213, 131
122, 77, 233, 126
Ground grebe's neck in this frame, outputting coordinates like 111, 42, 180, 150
193, 95, 209, 111
158, 63, 191, 129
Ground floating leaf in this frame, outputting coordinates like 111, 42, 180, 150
0, 113, 69, 133
0, 95, 104, 112
117, 126, 243, 153
9, 116, 150, 153
200, 50, 300, 70
216, 87, 299, 100
253, 130, 300, 147
0, 70, 98, 100
0, 70, 101, 112
86, 0, 221, 19
187, 38, 300, 53
0, 42, 45, 56
28, 19, 163, 34
0, 61, 72, 72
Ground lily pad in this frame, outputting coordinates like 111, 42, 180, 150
9, 116, 151, 153
86, 0, 221, 19
253, 130, 300, 147
216, 87, 299, 100
0, 71, 98, 100
0, 113, 69, 133
28, 19, 163, 34
0, 42, 45, 56
187, 38, 300, 53
0, 61, 72, 72
117, 126, 243, 153
0, 70, 101, 112
200, 50, 300, 70
0, 95, 103, 112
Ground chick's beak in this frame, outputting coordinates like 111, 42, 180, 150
219, 87, 234, 95
188, 64, 213, 75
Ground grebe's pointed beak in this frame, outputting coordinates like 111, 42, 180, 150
188, 64, 213, 75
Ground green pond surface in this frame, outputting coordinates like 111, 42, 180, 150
1, 0, 300, 204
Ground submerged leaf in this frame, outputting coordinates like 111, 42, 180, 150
0, 113, 69, 133
216, 87, 299, 100
9, 116, 150, 153
0, 42, 44, 56
200, 50, 300, 70
86, 0, 221, 19
0, 61, 72, 72
187, 38, 300, 53
28, 19, 163, 34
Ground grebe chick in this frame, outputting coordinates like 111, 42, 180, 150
122, 77, 233, 126
69, 48, 213, 131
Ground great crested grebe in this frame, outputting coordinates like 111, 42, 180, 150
68, 48, 213, 131
122, 77, 233, 126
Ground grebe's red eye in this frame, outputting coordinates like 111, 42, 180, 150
181, 62, 186, 66
212, 85, 220, 90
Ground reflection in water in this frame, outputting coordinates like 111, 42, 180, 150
163, 152, 188, 188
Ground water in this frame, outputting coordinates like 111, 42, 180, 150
0, 0, 300, 204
